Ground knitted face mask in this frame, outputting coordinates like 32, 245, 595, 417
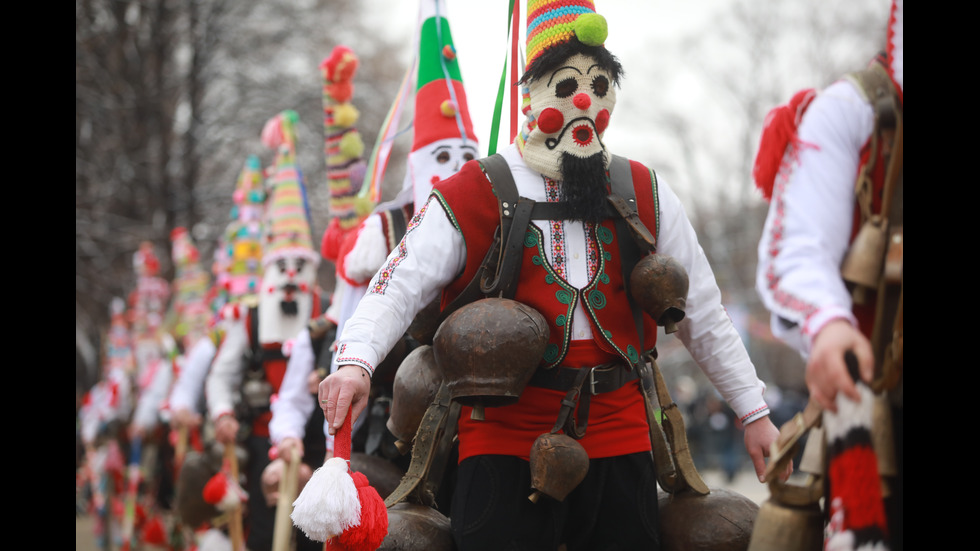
407, 136, 479, 209
521, 53, 616, 181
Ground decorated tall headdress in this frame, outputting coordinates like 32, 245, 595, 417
169, 227, 212, 349
525, 0, 608, 75
261, 110, 318, 268
223, 155, 266, 300
412, 0, 478, 155
129, 241, 170, 340
320, 46, 372, 264
398, 0, 480, 210
105, 296, 136, 376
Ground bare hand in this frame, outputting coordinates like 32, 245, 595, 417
318, 364, 371, 436
260, 458, 284, 506
277, 437, 304, 464
213, 414, 239, 445
171, 408, 202, 430
307, 367, 326, 395
807, 319, 874, 412
742, 415, 789, 483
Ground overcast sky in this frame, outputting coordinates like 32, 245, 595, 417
370, 0, 730, 158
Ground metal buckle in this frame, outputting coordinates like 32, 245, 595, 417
589, 363, 617, 396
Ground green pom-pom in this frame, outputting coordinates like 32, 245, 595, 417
574, 13, 607, 46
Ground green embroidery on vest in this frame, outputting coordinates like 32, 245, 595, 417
543, 343, 559, 363
588, 289, 606, 309
556, 289, 573, 305
524, 230, 538, 248
525, 224, 577, 369
626, 345, 639, 364
596, 225, 613, 244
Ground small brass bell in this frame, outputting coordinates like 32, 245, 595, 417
841, 214, 888, 304
746, 499, 823, 551
629, 253, 690, 334
528, 433, 589, 503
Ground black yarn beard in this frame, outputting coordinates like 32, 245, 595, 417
557, 151, 609, 224
280, 300, 298, 316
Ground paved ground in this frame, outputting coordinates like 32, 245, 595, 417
76, 467, 773, 550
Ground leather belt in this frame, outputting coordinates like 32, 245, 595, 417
529, 362, 638, 395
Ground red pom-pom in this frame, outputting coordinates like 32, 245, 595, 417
752, 88, 817, 201
321, 218, 346, 263
202, 472, 228, 505
142, 515, 168, 545
330, 471, 389, 551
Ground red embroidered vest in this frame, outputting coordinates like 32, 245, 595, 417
433, 158, 661, 369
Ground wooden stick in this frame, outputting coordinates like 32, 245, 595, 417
225, 444, 245, 551
272, 453, 301, 551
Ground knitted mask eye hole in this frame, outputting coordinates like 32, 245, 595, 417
436, 150, 451, 164
555, 77, 578, 98
463, 152, 475, 162
591, 75, 609, 98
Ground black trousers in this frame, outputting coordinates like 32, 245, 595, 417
451, 452, 660, 551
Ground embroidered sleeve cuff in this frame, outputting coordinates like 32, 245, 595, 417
804, 307, 859, 352
334, 342, 377, 377
739, 406, 771, 426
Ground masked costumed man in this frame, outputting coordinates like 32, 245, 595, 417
129, 241, 176, 440
169, 157, 268, 551
161, 227, 215, 466
168, 157, 267, 451
205, 110, 325, 551
273, 0, 481, 472
79, 297, 137, 549
754, 2, 903, 549
319, 2, 781, 549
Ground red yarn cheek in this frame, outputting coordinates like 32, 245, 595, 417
595, 109, 610, 134
537, 107, 565, 134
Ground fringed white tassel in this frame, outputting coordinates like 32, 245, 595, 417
196, 528, 233, 551
291, 457, 361, 542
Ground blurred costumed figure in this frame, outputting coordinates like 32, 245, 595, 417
206, 110, 325, 551
79, 297, 136, 550
123, 241, 177, 550
169, 157, 268, 551
752, 1, 903, 549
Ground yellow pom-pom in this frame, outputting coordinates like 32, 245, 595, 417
333, 103, 360, 128
574, 13, 607, 46
440, 100, 457, 117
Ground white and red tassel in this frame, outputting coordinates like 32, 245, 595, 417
291, 414, 388, 549
291, 415, 361, 542
202, 468, 247, 513
822, 353, 890, 551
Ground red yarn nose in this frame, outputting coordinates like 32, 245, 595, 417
573, 93, 591, 110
